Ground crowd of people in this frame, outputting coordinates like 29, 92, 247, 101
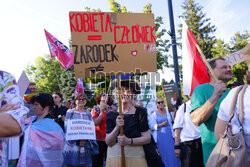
0, 57, 250, 167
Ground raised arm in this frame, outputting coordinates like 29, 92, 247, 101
191, 81, 226, 126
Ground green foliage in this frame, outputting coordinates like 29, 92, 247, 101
211, 39, 230, 58
211, 31, 249, 84
59, 66, 77, 100
109, 0, 122, 13
228, 31, 249, 83
179, 0, 216, 59
25, 55, 64, 93
231, 62, 248, 83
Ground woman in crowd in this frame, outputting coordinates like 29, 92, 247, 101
215, 84, 250, 165
63, 94, 98, 167
105, 79, 151, 167
91, 93, 113, 167
52, 92, 68, 131
148, 98, 180, 167
17, 93, 64, 167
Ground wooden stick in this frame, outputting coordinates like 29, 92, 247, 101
195, 44, 219, 82
117, 75, 126, 167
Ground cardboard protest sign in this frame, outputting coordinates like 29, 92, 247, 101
69, 12, 157, 78
224, 43, 250, 66
163, 80, 179, 112
66, 119, 96, 140
18, 71, 30, 97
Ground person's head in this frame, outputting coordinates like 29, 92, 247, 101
74, 94, 87, 108
30, 93, 54, 117
95, 93, 113, 106
136, 100, 144, 107
156, 98, 165, 109
52, 92, 63, 105
111, 79, 141, 104
208, 58, 232, 82
28, 82, 37, 90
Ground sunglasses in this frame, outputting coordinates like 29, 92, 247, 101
53, 96, 59, 99
157, 101, 164, 104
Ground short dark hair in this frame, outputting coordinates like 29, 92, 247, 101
53, 92, 63, 99
75, 94, 87, 101
95, 93, 113, 106
209, 57, 225, 69
29, 82, 36, 86
30, 93, 54, 109
207, 57, 225, 78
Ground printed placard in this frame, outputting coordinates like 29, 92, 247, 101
163, 80, 179, 112
66, 119, 96, 140
69, 12, 157, 78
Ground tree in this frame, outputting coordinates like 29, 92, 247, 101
25, 55, 64, 93
211, 31, 249, 83
179, 0, 216, 59
59, 66, 77, 100
211, 39, 230, 58
228, 31, 249, 83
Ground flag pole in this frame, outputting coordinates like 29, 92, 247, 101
167, 0, 182, 105
195, 44, 219, 82
52, 58, 63, 93
117, 74, 126, 167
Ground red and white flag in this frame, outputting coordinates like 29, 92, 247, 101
73, 78, 85, 96
181, 18, 210, 96
44, 29, 74, 69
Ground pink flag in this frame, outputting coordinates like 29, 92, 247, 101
44, 29, 74, 69
73, 78, 85, 96
181, 19, 210, 96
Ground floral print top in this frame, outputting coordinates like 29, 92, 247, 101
0, 71, 28, 167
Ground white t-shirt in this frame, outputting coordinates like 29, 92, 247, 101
173, 100, 201, 142
218, 85, 250, 161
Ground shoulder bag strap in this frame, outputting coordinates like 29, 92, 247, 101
238, 84, 248, 127
184, 103, 186, 113
228, 85, 244, 123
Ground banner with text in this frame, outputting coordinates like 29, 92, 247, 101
69, 12, 157, 78
66, 119, 96, 140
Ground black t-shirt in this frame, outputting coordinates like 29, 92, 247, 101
106, 107, 149, 138
52, 105, 68, 131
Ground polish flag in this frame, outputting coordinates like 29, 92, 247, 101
181, 18, 210, 96
44, 29, 74, 69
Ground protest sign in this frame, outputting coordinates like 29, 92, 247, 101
162, 80, 179, 112
18, 71, 30, 97
66, 119, 96, 140
224, 43, 250, 66
137, 84, 157, 113
69, 12, 157, 78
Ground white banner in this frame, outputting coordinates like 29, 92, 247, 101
66, 119, 96, 140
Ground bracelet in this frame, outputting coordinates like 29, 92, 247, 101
130, 138, 133, 145
174, 145, 181, 149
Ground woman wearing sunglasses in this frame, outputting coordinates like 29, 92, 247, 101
63, 94, 98, 167
148, 98, 180, 167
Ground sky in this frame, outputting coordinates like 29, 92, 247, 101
0, 0, 249, 81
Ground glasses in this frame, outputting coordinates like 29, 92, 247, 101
157, 101, 164, 104
53, 96, 59, 99
77, 98, 86, 101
